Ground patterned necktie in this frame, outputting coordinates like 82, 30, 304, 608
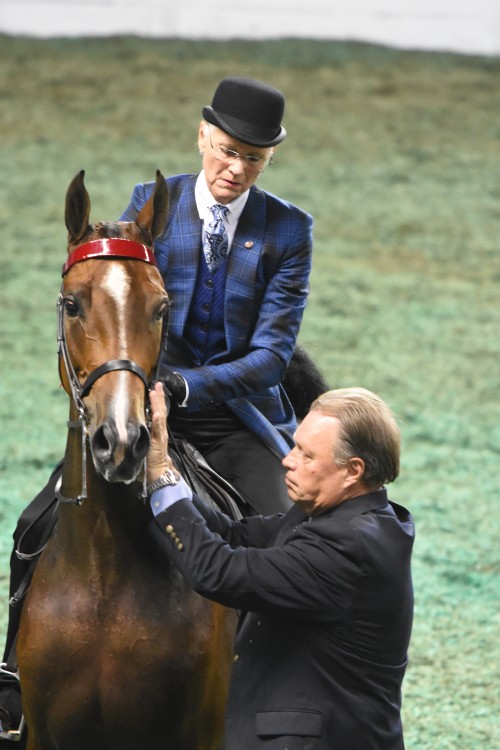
203, 204, 229, 272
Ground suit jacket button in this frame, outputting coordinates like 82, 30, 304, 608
177, 543, 184, 551
233, 654, 239, 662
166, 524, 174, 534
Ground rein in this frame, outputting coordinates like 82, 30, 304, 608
57, 238, 169, 505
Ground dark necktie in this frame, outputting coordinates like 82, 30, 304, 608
203, 204, 229, 272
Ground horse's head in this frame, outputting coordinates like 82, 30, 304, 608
59, 170, 169, 485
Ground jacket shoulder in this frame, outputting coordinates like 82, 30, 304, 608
133, 173, 195, 202
251, 185, 312, 225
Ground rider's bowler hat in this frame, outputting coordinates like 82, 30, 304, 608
202, 76, 287, 148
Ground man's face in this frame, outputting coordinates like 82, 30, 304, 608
282, 411, 361, 517
198, 123, 273, 204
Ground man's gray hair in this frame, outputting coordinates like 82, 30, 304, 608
310, 387, 401, 488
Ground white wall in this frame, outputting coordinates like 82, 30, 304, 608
1, 0, 499, 56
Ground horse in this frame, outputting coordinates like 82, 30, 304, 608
16, 170, 237, 750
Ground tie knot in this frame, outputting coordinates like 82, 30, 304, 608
211, 204, 229, 222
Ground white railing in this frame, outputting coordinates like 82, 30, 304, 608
0, 0, 499, 56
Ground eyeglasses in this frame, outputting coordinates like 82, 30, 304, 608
207, 125, 273, 173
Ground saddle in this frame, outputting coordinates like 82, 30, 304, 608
168, 436, 249, 520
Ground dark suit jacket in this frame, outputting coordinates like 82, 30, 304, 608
149, 489, 415, 749
121, 174, 313, 457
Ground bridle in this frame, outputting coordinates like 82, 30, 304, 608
56, 237, 169, 505
14, 237, 168, 563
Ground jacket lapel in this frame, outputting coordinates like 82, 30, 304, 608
224, 188, 266, 342
165, 178, 203, 335
166, 182, 267, 345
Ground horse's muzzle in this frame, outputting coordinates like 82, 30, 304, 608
91, 420, 150, 483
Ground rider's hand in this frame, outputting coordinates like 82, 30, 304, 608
160, 367, 187, 405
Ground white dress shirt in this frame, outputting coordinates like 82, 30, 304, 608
195, 171, 249, 251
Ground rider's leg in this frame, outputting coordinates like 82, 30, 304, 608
0, 462, 62, 736
167, 404, 291, 515
203, 430, 292, 515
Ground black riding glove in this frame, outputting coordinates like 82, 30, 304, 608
160, 367, 187, 405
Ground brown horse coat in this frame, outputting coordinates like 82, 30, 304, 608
17, 172, 235, 750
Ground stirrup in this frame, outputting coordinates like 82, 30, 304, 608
0, 665, 25, 742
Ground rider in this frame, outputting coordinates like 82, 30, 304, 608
0, 76, 318, 739
120, 75, 314, 515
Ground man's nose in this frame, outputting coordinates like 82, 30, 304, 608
228, 157, 246, 175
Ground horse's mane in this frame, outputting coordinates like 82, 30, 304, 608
283, 346, 330, 420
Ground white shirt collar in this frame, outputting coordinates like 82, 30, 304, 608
195, 171, 249, 245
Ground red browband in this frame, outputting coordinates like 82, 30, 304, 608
62, 238, 157, 275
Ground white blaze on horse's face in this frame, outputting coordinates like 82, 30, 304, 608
61, 255, 167, 486
101, 263, 130, 351
100, 263, 134, 452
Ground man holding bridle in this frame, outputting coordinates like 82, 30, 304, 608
145, 382, 415, 749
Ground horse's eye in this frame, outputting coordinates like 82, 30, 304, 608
154, 299, 170, 322
63, 297, 80, 318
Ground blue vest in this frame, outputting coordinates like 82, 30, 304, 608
184, 253, 228, 365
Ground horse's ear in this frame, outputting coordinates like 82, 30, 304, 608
65, 170, 91, 243
135, 170, 169, 241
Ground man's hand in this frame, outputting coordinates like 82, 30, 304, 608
147, 381, 178, 484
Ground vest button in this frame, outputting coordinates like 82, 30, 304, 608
202, 303, 211, 312
205, 279, 214, 288
201, 324, 208, 333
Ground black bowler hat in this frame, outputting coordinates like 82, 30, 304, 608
202, 76, 287, 148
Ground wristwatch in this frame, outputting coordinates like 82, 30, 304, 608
147, 468, 179, 495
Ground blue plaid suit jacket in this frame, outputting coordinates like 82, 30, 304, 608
120, 173, 313, 457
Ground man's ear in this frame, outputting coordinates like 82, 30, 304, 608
198, 120, 208, 152
345, 457, 365, 485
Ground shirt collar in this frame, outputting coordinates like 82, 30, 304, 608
195, 171, 249, 228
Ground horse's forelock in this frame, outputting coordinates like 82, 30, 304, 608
91, 221, 151, 246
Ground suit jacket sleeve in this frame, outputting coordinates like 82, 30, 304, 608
148, 495, 372, 621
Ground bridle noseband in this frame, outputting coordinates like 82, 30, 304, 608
57, 238, 169, 505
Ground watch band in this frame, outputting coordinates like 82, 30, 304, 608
147, 468, 179, 495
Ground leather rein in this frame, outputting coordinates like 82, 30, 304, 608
56, 238, 169, 505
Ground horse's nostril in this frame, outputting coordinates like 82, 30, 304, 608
92, 423, 116, 459
135, 424, 150, 458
